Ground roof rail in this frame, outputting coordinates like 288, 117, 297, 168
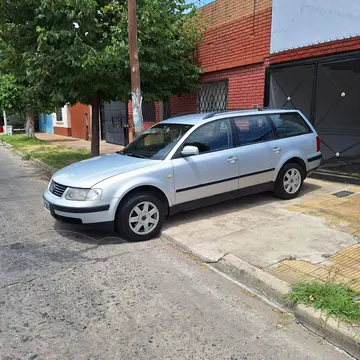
169, 111, 198, 118
169, 107, 288, 120
202, 107, 287, 120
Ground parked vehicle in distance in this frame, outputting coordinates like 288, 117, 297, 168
43, 108, 322, 241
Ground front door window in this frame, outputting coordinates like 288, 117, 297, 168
184, 119, 233, 154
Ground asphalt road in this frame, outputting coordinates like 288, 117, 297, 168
0, 145, 352, 360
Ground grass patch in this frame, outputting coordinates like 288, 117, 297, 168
21, 152, 31, 160
1, 134, 91, 169
287, 282, 360, 325
0, 134, 47, 149
31, 149, 91, 169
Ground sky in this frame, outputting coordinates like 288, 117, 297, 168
185, 0, 214, 8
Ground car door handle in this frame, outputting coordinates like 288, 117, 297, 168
227, 156, 238, 163
273, 147, 282, 153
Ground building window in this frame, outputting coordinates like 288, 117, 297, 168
56, 108, 63, 123
198, 80, 228, 113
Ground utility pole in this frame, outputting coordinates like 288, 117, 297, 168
128, 0, 144, 137
2, 110, 7, 134
3, 110, 7, 127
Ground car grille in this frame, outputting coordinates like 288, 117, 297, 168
49, 181, 68, 197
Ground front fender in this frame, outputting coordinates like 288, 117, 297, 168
95, 164, 176, 216
113, 175, 174, 207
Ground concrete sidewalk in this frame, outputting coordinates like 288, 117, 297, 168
35, 132, 123, 155
161, 178, 360, 355
163, 178, 359, 271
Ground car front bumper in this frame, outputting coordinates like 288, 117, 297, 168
43, 189, 115, 224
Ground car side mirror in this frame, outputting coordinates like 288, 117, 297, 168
181, 145, 199, 157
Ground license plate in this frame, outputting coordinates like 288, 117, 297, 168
44, 200, 51, 212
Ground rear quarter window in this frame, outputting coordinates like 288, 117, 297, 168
269, 113, 312, 138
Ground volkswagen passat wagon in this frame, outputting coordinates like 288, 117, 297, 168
44, 109, 322, 241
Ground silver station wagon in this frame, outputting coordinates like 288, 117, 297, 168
43, 109, 322, 241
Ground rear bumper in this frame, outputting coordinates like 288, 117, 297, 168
307, 154, 322, 163
307, 153, 322, 172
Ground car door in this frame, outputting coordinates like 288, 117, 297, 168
232, 115, 278, 189
171, 118, 239, 205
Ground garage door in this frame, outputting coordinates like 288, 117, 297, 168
267, 53, 360, 182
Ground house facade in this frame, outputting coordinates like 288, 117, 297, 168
38, 0, 360, 179
267, 0, 360, 179
170, 0, 272, 114
39, 106, 72, 136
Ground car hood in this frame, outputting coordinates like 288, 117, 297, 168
52, 153, 158, 188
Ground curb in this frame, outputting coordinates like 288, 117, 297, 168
0, 139, 57, 175
161, 233, 360, 358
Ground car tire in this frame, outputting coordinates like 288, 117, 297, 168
273, 163, 304, 200
115, 192, 165, 241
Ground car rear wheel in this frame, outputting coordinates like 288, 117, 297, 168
115, 192, 165, 241
273, 163, 304, 200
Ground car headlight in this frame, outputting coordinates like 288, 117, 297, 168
65, 188, 102, 201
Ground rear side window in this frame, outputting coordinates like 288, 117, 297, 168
269, 113, 312, 138
234, 115, 274, 146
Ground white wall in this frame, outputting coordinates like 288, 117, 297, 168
52, 105, 71, 128
271, 0, 360, 53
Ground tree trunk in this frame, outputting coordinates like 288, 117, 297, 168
91, 92, 100, 157
26, 111, 35, 138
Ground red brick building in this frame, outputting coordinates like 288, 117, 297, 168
170, 0, 272, 114
57, 0, 360, 181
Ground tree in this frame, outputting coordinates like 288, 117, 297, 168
0, 70, 57, 136
0, 74, 23, 117
0, 0, 203, 155
0, 6, 58, 137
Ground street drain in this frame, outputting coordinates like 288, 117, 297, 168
332, 190, 354, 198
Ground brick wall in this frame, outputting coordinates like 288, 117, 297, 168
171, 61, 268, 114
270, 36, 360, 64
199, 0, 271, 28
197, 7, 271, 73
170, 0, 272, 115
54, 127, 72, 137
170, 93, 198, 116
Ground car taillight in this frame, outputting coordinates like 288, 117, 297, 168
316, 136, 321, 152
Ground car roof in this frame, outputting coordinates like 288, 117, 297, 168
161, 113, 211, 125
161, 109, 300, 126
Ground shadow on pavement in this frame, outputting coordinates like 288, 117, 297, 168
52, 182, 322, 243
164, 181, 322, 230
53, 221, 125, 245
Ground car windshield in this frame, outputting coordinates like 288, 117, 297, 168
121, 123, 193, 160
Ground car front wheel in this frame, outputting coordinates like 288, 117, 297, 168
115, 192, 165, 241
273, 163, 304, 200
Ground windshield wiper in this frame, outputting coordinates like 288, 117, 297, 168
120, 151, 149, 159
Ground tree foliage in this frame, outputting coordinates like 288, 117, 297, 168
0, 5, 58, 136
0, 74, 24, 116
0, 0, 203, 152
